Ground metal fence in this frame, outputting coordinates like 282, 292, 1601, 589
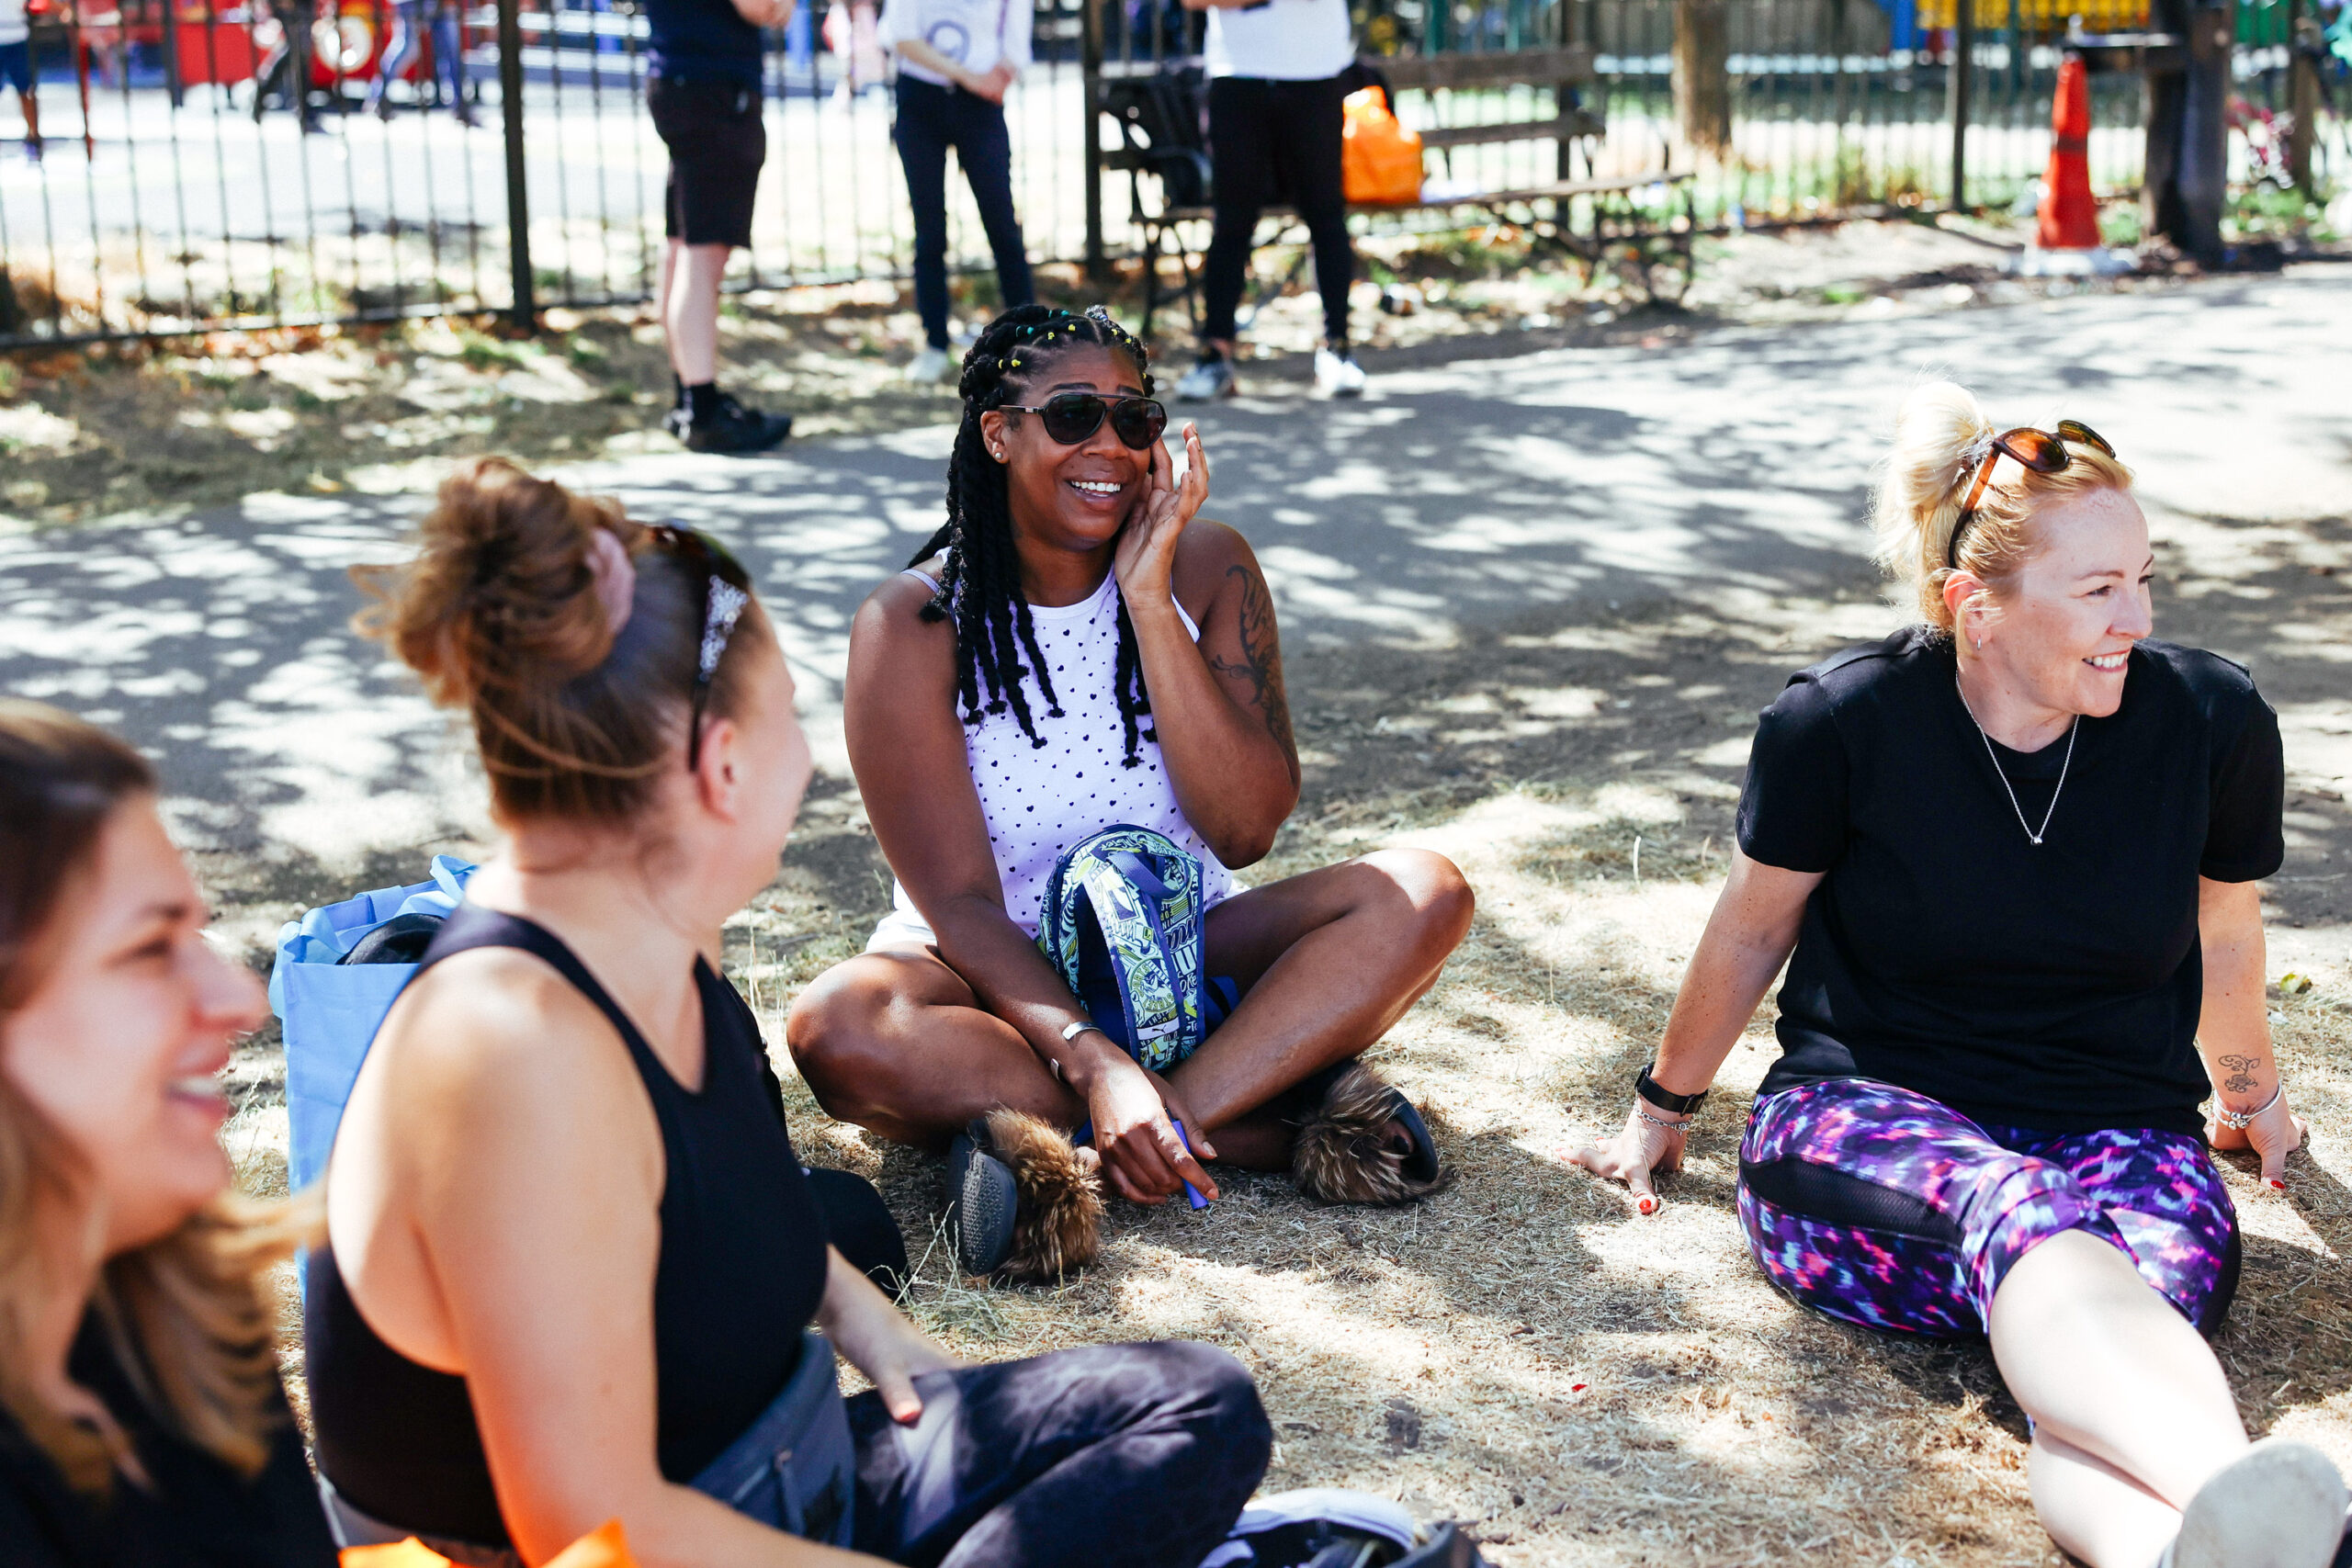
0, 0, 2340, 346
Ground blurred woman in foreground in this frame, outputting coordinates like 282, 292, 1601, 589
0, 699, 334, 1566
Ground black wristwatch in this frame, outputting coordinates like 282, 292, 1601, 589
1635, 1064, 1708, 1116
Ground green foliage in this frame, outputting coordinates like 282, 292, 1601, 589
2098, 201, 2145, 246
457, 331, 526, 371
2224, 181, 2332, 241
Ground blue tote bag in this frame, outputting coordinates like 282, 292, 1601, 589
268, 854, 475, 1193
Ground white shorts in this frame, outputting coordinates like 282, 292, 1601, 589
865, 909, 939, 952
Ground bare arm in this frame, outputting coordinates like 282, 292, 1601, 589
729, 0, 793, 28
1115, 427, 1300, 867
893, 37, 1013, 98
2196, 876, 2304, 1187
340, 964, 876, 1568
1566, 850, 1822, 1213
842, 580, 1220, 1205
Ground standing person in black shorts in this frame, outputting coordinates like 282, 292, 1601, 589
648, 0, 797, 453
1174, 0, 1365, 401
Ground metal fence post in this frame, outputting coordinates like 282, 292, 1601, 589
2287, 0, 2319, 193
1947, 0, 1975, 210
498, 0, 537, 333
1082, 0, 1108, 284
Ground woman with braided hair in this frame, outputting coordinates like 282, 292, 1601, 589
788, 305, 1475, 1280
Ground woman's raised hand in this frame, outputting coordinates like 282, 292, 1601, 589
1084, 1052, 1220, 1206
1565, 1099, 1689, 1216
1114, 423, 1208, 610
2207, 1088, 2307, 1192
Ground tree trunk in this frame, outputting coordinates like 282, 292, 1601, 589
1674, 0, 1732, 160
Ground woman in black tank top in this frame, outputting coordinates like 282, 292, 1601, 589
313, 459, 1268, 1568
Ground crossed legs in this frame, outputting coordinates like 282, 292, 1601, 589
785, 850, 1473, 1168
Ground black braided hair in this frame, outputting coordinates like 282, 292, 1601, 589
908, 304, 1162, 766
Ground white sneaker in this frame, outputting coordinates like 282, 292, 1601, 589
904, 345, 954, 387
1175, 356, 1237, 402
1315, 346, 1366, 398
2164, 1439, 2347, 1568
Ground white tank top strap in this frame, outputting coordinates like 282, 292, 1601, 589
906, 566, 1204, 642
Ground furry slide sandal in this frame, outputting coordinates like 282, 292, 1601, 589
1290, 1061, 1451, 1206
946, 1109, 1105, 1284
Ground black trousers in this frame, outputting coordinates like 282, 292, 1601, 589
847, 1341, 1272, 1568
1203, 73, 1353, 346
894, 76, 1035, 350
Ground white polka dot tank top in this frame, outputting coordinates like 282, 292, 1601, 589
884, 568, 1239, 942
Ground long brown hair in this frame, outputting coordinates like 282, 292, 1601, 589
0, 699, 301, 1493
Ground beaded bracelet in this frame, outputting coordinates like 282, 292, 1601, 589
2212, 1083, 2283, 1131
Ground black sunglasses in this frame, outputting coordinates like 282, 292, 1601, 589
650, 525, 753, 773
1001, 392, 1168, 451
1947, 420, 2116, 570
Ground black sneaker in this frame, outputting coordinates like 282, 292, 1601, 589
674, 391, 792, 455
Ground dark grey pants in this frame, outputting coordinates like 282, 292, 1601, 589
850, 1340, 1272, 1568
326, 1340, 1269, 1568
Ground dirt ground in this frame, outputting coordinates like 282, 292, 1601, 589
0, 209, 2251, 529
195, 480, 2352, 1564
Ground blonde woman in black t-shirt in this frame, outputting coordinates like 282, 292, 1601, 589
1570, 381, 2343, 1568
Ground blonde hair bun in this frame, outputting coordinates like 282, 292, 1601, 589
1871, 379, 2132, 630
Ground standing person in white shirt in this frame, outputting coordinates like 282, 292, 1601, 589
881, 0, 1038, 385
0, 0, 39, 160
1174, 0, 1364, 400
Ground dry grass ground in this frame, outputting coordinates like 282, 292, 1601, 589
212, 503, 2352, 1565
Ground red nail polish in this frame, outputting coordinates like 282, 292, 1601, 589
2268, 1179, 2287, 1191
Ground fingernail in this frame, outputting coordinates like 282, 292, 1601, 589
1636, 1196, 1657, 1214
2268, 1179, 2287, 1191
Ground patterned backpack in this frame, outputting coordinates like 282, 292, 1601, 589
1035, 825, 1235, 1073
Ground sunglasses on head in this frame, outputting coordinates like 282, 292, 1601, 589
1001, 391, 1169, 451
650, 524, 753, 773
1946, 419, 2116, 570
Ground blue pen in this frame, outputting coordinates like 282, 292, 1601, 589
1170, 1120, 1211, 1211
1073, 1120, 1210, 1209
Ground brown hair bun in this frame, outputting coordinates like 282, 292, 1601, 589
355, 457, 764, 823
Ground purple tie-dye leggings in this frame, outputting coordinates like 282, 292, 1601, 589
1737, 1077, 2240, 1338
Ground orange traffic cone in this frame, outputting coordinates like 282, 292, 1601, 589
2036, 56, 2102, 250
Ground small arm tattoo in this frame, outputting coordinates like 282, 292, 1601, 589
2218, 1053, 2261, 1095
1204, 564, 1295, 751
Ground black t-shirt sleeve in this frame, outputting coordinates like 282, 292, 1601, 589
2199, 678, 2285, 883
1736, 674, 1850, 874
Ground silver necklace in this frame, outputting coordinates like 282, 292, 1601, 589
1955, 672, 2076, 847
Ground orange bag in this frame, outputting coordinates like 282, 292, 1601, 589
1341, 86, 1424, 207
343, 1519, 639, 1568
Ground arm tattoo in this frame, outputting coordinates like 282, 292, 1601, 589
2217, 1054, 2261, 1095
1204, 564, 1295, 751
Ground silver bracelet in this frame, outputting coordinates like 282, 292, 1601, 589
2213, 1083, 2283, 1132
1634, 1105, 1690, 1135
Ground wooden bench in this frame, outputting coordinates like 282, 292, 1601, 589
1099, 48, 1693, 344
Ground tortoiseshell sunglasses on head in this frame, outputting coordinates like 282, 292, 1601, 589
1946, 420, 2116, 570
